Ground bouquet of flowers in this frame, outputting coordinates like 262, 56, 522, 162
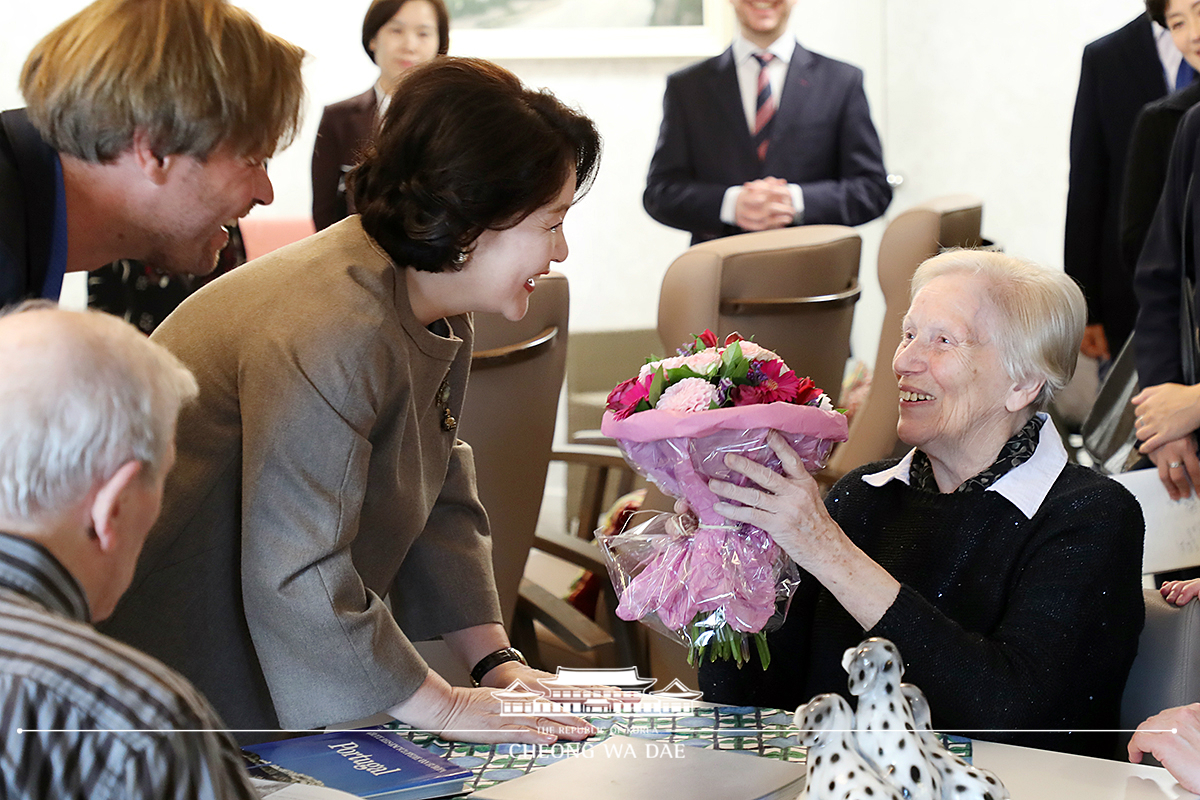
598, 330, 848, 668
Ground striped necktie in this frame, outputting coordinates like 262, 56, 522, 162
753, 52, 776, 162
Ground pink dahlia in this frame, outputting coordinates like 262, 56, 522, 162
656, 377, 718, 413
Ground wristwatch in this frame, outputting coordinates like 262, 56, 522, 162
470, 647, 527, 687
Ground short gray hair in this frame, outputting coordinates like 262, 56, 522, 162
910, 249, 1086, 412
0, 303, 198, 522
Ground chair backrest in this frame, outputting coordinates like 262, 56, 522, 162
1120, 588, 1200, 735
657, 226, 861, 406
457, 272, 569, 629
823, 195, 983, 481
239, 217, 317, 261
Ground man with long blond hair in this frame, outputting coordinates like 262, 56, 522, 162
0, 0, 304, 307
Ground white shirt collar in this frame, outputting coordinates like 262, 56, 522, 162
1153, 20, 1184, 89
732, 33, 795, 66
373, 82, 391, 119
861, 413, 1068, 520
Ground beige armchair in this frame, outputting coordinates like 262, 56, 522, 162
657, 225, 862, 406
820, 195, 984, 485
454, 274, 609, 662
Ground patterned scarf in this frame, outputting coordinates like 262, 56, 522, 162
909, 414, 1045, 494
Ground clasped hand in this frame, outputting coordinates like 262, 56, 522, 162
734, 178, 795, 232
1133, 383, 1200, 499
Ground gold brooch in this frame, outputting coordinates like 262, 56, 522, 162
437, 379, 456, 431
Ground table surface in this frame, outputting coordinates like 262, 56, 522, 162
387, 705, 1195, 799
974, 739, 1195, 799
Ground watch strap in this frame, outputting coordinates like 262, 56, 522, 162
470, 647, 527, 687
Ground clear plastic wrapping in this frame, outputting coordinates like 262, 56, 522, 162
597, 425, 836, 668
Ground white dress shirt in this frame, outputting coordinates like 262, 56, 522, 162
860, 413, 1069, 520
1154, 20, 1185, 90
718, 33, 805, 227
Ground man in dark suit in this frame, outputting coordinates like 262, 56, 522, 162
1121, 0, 1200, 310
643, 0, 890, 245
1133, 102, 1200, 500
1066, 11, 1173, 362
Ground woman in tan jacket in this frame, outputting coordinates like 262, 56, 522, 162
101, 58, 601, 745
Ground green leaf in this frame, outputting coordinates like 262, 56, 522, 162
647, 366, 667, 407
720, 341, 751, 384
665, 365, 708, 383
755, 632, 771, 671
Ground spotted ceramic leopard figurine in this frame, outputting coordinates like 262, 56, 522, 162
842, 638, 940, 800
901, 684, 1009, 800
793, 693, 903, 800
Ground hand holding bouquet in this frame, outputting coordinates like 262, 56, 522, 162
598, 330, 847, 668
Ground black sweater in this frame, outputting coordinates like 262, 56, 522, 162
700, 460, 1145, 758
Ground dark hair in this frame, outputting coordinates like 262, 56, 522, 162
362, 0, 450, 62
1147, 0, 1166, 27
349, 57, 602, 273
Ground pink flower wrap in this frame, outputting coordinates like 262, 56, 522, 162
597, 402, 848, 666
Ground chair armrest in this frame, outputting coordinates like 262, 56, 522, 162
516, 578, 613, 653
533, 530, 609, 575
551, 444, 638, 534
551, 442, 627, 469
472, 325, 558, 369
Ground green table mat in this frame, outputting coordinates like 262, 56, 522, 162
384, 706, 971, 795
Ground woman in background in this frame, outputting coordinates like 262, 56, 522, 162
311, 0, 449, 230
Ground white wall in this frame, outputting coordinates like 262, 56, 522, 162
3, 1, 1151, 368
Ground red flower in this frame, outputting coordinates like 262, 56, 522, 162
606, 374, 653, 420
793, 376, 822, 406
729, 359, 806, 407
723, 332, 744, 346
697, 329, 719, 349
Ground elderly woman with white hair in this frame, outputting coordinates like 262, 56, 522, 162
700, 249, 1145, 758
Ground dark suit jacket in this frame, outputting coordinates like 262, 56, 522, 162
1121, 81, 1200, 292
643, 42, 891, 245
1065, 14, 1166, 349
1134, 102, 1200, 388
311, 88, 377, 231
0, 108, 60, 306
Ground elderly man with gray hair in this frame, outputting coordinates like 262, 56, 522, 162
0, 304, 258, 799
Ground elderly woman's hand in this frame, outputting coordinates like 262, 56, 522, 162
709, 431, 900, 629
1134, 383, 1200, 454
709, 432, 838, 569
